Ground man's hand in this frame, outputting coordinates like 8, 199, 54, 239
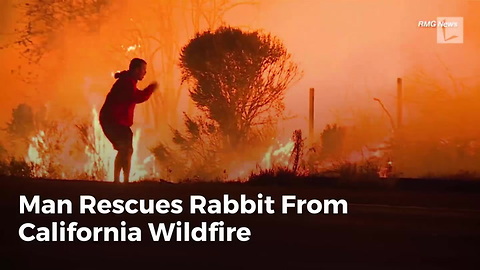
148, 81, 158, 91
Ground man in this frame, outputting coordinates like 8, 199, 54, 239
99, 58, 157, 183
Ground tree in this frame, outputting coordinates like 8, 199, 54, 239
12, 0, 109, 63
110, 0, 259, 135
179, 26, 301, 148
5, 104, 35, 139
3, 103, 40, 158
4, 0, 110, 83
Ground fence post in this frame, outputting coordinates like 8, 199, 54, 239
309, 88, 315, 144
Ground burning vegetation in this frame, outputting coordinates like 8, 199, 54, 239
0, 0, 479, 182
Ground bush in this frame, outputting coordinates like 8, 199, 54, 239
248, 167, 299, 185
0, 158, 34, 178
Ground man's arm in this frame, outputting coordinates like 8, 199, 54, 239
132, 82, 158, 104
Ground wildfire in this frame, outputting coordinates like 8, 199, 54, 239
26, 130, 47, 177
25, 107, 156, 182
260, 140, 295, 169
130, 128, 159, 181
228, 139, 296, 180
85, 107, 154, 182
126, 45, 139, 52
120, 44, 141, 53
24, 110, 392, 181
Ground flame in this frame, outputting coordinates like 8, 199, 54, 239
260, 140, 295, 169
24, 107, 158, 181
85, 107, 154, 182
120, 44, 141, 53
378, 160, 393, 178
130, 128, 153, 181
84, 108, 115, 180
26, 130, 48, 177
126, 45, 138, 52
228, 139, 296, 180
23, 108, 393, 181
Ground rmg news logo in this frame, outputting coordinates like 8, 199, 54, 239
418, 17, 464, 44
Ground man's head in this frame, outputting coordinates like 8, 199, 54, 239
128, 58, 147, 81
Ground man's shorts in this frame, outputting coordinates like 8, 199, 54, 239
100, 121, 133, 152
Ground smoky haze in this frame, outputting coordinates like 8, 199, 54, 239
1, 0, 479, 178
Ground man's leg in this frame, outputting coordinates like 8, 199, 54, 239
122, 147, 133, 183
111, 126, 133, 183
101, 122, 124, 183
114, 151, 122, 183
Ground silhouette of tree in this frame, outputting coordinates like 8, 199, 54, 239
10, 0, 109, 66
5, 104, 35, 139
179, 26, 301, 147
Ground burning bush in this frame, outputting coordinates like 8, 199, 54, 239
0, 158, 34, 178
76, 122, 109, 180
26, 117, 90, 179
152, 126, 305, 182
151, 114, 225, 181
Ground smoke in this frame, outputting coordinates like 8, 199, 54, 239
1, 0, 479, 178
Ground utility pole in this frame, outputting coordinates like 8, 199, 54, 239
397, 78, 403, 129
309, 88, 315, 144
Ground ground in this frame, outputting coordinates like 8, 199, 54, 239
1, 177, 479, 269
